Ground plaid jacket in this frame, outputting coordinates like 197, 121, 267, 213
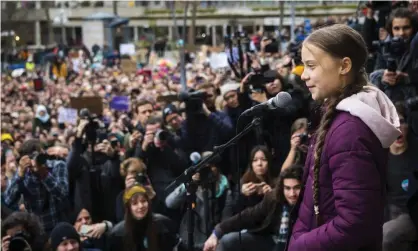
4, 160, 69, 232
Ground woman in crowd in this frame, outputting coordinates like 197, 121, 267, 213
224, 145, 274, 217
72, 207, 113, 251
108, 184, 178, 251
115, 158, 156, 222
287, 24, 401, 250
32, 105, 52, 137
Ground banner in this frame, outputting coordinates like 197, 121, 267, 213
110, 96, 130, 111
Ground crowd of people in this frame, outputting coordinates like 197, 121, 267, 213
1, 2, 418, 251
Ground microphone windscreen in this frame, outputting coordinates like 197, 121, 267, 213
190, 152, 201, 164
272, 92, 292, 108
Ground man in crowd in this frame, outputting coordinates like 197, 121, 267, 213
3, 139, 69, 233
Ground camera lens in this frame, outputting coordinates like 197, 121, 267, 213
155, 130, 169, 141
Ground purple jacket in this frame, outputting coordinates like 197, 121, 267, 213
288, 86, 401, 251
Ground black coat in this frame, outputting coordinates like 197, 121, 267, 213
67, 138, 124, 223
107, 214, 178, 251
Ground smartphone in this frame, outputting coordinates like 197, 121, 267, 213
80, 225, 92, 236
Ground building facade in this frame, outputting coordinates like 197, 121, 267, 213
1, 1, 359, 47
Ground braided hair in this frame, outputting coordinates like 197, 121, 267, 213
302, 24, 369, 226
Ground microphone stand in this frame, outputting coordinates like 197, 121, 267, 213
165, 117, 261, 251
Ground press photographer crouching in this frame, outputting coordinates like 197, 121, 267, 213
165, 152, 230, 251
1, 212, 47, 251
3, 139, 69, 233
66, 117, 124, 224
203, 165, 303, 251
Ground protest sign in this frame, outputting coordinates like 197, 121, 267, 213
110, 96, 130, 111
58, 107, 78, 125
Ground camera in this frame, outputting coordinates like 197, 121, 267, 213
299, 132, 309, 145
79, 108, 106, 143
372, 37, 407, 72
182, 90, 209, 115
30, 152, 49, 166
406, 96, 418, 111
155, 129, 169, 142
9, 231, 32, 251
263, 37, 279, 54
135, 173, 149, 186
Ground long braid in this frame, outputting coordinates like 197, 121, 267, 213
312, 69, 367, 226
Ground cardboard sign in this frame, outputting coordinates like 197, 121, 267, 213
58, 107, 78, 125
121, 59, 137, 74
209, 52, 229, 69
70, 96, 103, 115
110, 96, 130, 111
120, 43, 136, 56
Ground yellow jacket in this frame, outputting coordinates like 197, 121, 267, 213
52, 63, 68, 78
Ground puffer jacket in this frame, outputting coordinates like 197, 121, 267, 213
287, 86, 401, 251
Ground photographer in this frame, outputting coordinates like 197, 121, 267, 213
281, 118, 309, 172
239, 70, 306, 176
134, 115, 188, 219
165, 151, 230, 251
66, 119, 124, 224
1, 211, 47, 251
180, 83, 234, 155
3, 139, 69, 233
370, 8, 418, 101
115, 158, 156, 222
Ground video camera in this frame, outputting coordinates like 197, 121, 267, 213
246, 69, 277, 92
79, 108, 106, 143
182, 89, 209, 115
372, 37, 408, 72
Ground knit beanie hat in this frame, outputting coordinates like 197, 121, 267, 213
220, 81, 240, 98
50, 222, 80, 251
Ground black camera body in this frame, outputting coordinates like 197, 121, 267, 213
9, 231, 32, 251
31, 152, 49, 166
406, 96, 418, 111
372, 37, 407, 72
135, 173, 150, 186
299, 132, 309, 145
155, 129, 169, 142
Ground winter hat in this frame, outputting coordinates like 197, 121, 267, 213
162, 103, 179, 123
220, 81, 240, 98
50, 222, 80, 251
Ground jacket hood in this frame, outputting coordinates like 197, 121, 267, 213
336, 85, 401, 148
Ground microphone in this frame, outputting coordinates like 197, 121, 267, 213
241, 91, 292, 116
190, 152, 202, 165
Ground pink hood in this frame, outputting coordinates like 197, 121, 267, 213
336, 85, 401, 148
